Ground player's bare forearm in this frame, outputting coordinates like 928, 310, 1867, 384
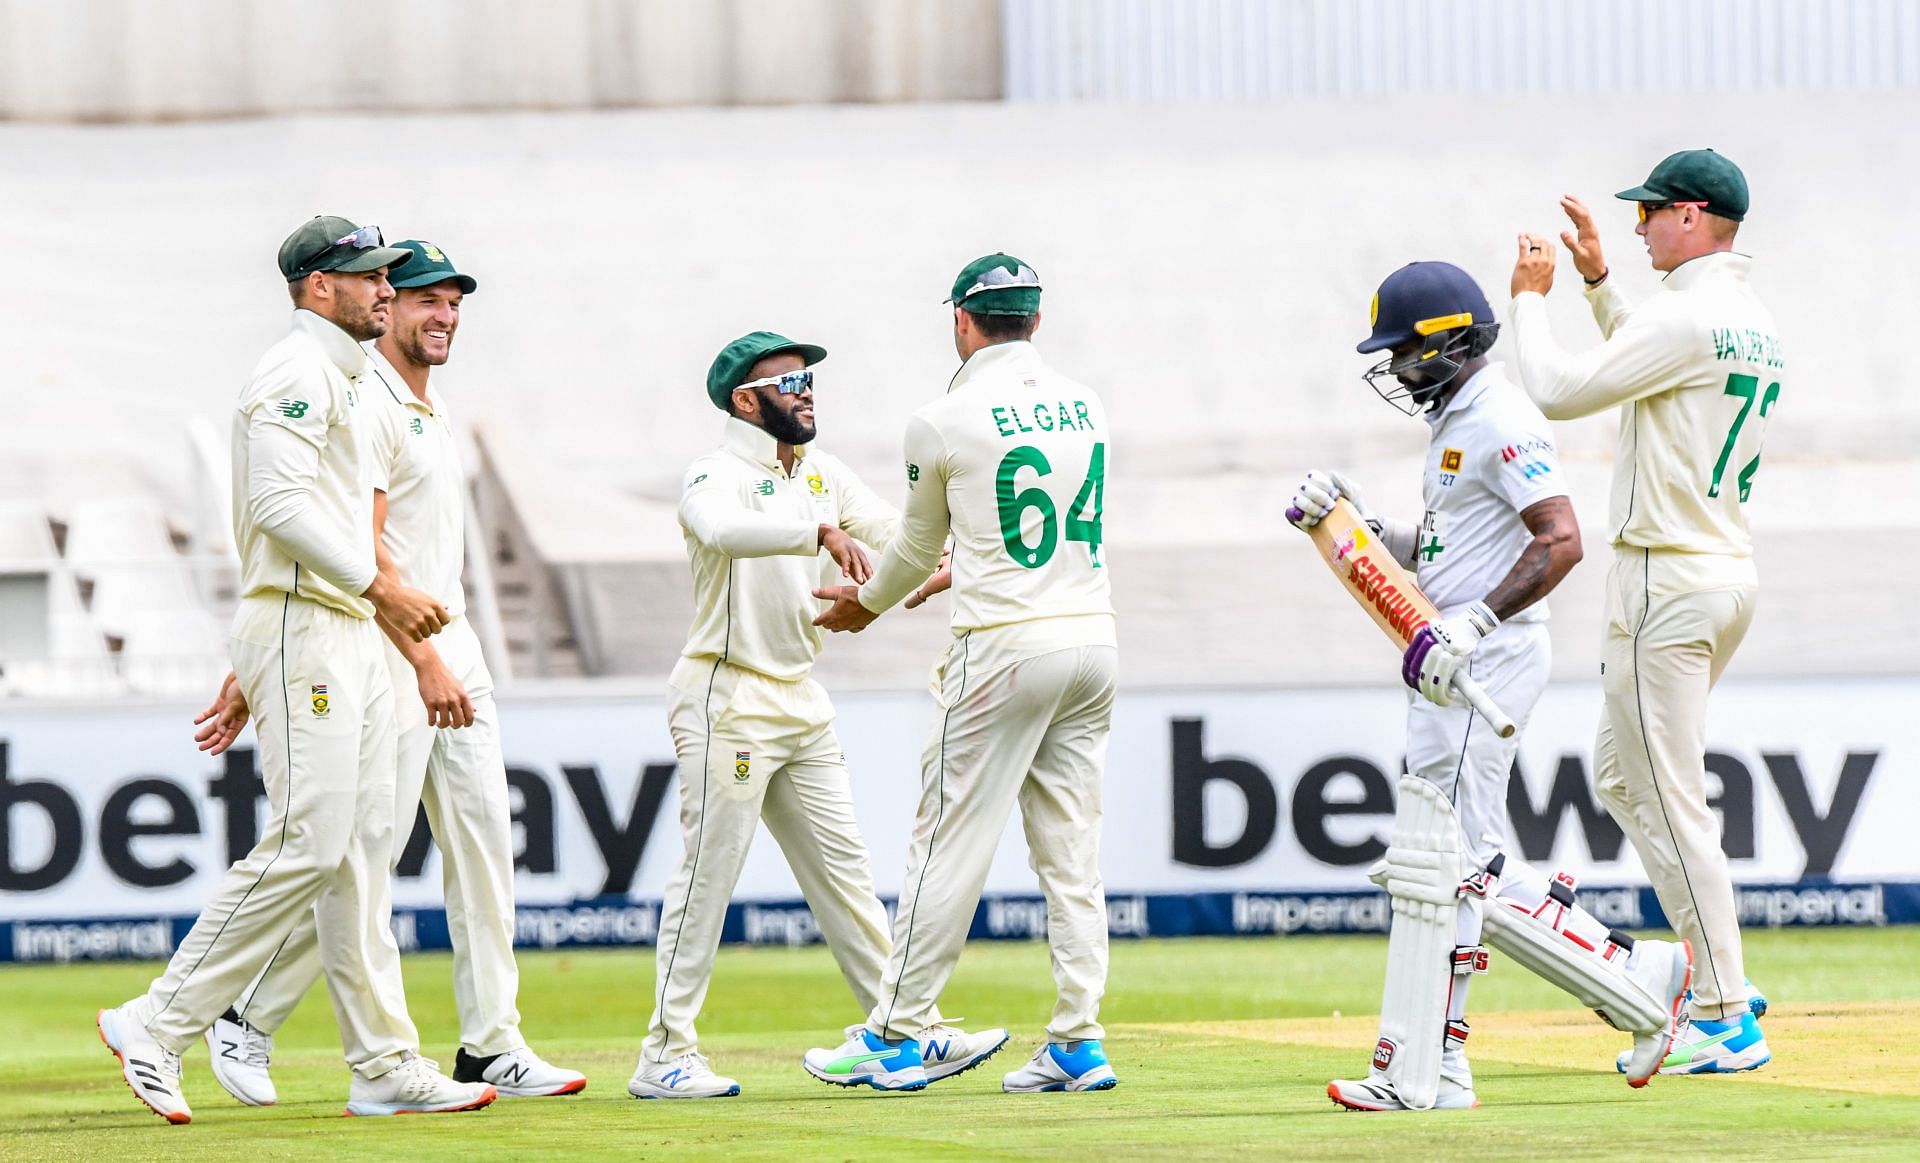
1483, 496, 1583, 620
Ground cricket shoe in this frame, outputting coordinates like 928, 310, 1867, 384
455, 1046, 587, 1097
918, 1022, 1010, 1084
1327, 1073, 1477, 1111
205, 1008, 276, 1106
626, 1051, 740, 1099
1001, 1040, 1118, 1093
1619, 938, 1694, 1088
803, 1026, 927, 1091
1616, 1009, 1771, 1077
1682, 977, 1769, 1019
97, 1002, 191, 1124
343, 1052, 497, 1116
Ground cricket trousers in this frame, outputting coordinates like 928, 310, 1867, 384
643, 656, 897, 1062
869, 639, 1118, 1046
236, 616, 524, 1056
1594, 546, 1758, 1021
134, 595, 416, 1078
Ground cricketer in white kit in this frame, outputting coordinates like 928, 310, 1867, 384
809, 255, 1121, 1095
1290, 261, 1693, 1113
99, 217, 494, 1123
1510, 148, 1779, 1076
627, 331, 1005, 1100
202, 241, 584, 1106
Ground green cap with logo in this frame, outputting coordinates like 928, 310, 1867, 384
706, 331, 828, 411
277, 215, 413, 281
1615, 148, 1750, 222
946, 253, 1042, 316
388, 239, 478, 293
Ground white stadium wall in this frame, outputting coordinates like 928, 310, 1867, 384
2, 677, 1912, 961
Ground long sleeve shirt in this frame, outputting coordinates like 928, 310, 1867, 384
1508, 252, 1784, 562
678, 417, 898, 681
231, 309, 379, 617
859, 341, 1115, 671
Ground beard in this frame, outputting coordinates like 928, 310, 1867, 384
395, 327, 450, 367
335, 295, 388, 342
755, 388, 817, 445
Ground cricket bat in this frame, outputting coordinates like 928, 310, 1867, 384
1305, 498, 1517, 738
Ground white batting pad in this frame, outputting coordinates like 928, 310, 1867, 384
1371, 775, 1463, 1112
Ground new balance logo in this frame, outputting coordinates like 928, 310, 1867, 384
499, 1061, 529, 1086
924, 1038, 951, 1062
219, 1039, 241, 1061
660, 1067, 685, 1088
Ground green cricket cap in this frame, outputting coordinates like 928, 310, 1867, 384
946, 253, 1041, 316
1615, 149, 1750, 222
277, 215, 413, 281
388, 239, 477, 293
706, 331, 828, 411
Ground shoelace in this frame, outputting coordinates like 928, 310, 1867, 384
671, 1051, 712, 1076
390, 1054, 451, 1101
236, 1023, 272, 1069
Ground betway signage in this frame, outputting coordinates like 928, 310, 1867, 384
1, 678, 1911, 961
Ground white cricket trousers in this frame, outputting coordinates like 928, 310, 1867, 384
235, 616, 524, 1056
643, 657, 896, 1061
869, 642, 1117, 1045
1594, 547, 1758, 1021
135, 595, 416, 1078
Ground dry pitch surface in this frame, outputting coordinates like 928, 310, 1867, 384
3, 929, 1917, 1161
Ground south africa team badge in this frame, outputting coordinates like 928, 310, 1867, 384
734, 751, 751, 782
311, 684, 330, 717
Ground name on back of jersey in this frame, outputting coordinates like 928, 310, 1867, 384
991, 399, 1096, 437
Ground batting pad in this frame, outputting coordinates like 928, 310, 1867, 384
1371, 775, 1463, 1112
1480, 863, 1670, 1034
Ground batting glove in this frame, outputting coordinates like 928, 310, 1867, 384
1401, 601, 1499, 707
1286, 469, 1365, 530
1430, 600, 1500, 657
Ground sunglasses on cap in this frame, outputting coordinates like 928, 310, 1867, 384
1636, 200, 1708, 224
295, 224, 385, 273
957, 263, 1041, 301
738, 368, 814, 396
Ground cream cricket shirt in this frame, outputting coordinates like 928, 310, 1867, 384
679, 417, 900, 681
1509, 252, 1783, 564
1418, 363, 1569, 622
858, 341, 1115, 667
231, 309, 378, 617
363, 348, 467, 619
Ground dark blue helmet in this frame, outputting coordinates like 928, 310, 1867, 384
1358, 262, 1499, 414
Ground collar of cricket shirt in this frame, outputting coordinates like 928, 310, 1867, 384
363, 345, 439, 414
1425, 360, 1500, 429
291, 308, 371, 378
722, 414, 807, 475
1662, 250, 1751, 292
947, 339, 1041, 395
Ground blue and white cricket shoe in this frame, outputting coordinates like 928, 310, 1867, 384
918, 1023, 1010, 1084
803, 1026, 928, 1091
1001, 1040, 1119, 1093
627, 1051, 740, 1099
1616, 1009, 1771, 1076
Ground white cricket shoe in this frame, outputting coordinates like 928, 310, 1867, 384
803, 1026, 928, 1091
627, 1051, 741, 1099
1001, 1040, 1118, 1093
205, 1008, 277, 1106
918, 1022, 1010, 1084
1620, 938, 1694, 1087
1327, 1073, 1477, 1111
455, 1046, 586, 1097
97, 1003, 191, 1124
343, 1053, 497, 1117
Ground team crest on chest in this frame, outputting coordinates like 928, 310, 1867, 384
1438, 447, 1463, 488
806, 467, 829, 498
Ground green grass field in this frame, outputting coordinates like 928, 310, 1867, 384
5, 928, 1919, 1160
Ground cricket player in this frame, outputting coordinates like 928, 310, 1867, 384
629, 332, 1005, 1099
98, 217, 495, 1122
808, 255, 1120, 1095
198, 241, 585, 1106
1291, 261, 1693, 1112
1509, 148, 1778, 1074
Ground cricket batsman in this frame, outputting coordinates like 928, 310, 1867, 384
197, 241, 586, 1105
1509, 148, 1779, 1075
1292, 261, 1693, 1111
808, 255, 1121, 1094
628, 332, 1004, 1099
